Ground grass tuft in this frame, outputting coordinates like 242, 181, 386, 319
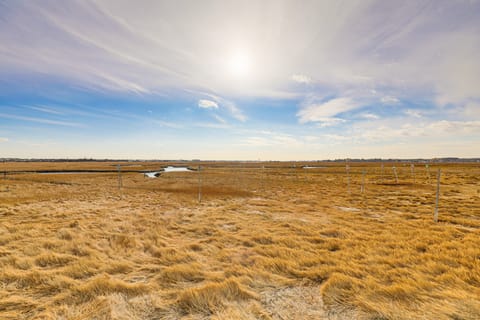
177, 278, 258, 314
159, 263, 206, 283
57, 274, 149, 304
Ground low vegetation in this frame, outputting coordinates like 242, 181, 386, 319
0, 161, 479, 319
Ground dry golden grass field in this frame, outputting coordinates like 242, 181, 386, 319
0, 161, 479, 319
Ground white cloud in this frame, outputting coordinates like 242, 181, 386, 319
0, 137, 8, 142
381, 96, 400, 104
297, 97, 359, 124
291, 74, 311, 84
361, 113, 379, 120
189, 90, 246, 121
404, 109, 423, 118
315, 118, 347, 128
198, 99, 218, 109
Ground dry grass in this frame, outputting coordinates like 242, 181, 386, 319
177, 278, 258, 314
0, 161, 479, 319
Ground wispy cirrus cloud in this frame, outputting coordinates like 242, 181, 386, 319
222, 100, 246, 122
297, 97, 359, 124
212, 114, 226, 124
26, 105, 65, 115
198, 99, 218, 109
193, 92, 246, 122
0, 112, 83, 127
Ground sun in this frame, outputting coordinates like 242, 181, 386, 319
228, 51, 251, 77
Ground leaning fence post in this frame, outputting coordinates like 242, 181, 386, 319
434, 168, 441, 223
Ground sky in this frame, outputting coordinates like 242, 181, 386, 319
1, 0, 479, 160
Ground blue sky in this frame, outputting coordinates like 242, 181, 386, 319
1, 0, 479, 160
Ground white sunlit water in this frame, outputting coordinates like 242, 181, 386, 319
164, 166, 194, 172
144, 172, 161, 178
144, 166, 194, 178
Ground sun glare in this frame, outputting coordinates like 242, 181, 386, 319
228, 51, 251, 77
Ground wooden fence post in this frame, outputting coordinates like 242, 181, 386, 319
361, 170, 366, 193
117, 164, 122, 190
434, 168, 441, 223
411, 163, 415, 183
426, 164, 431, 184
346, 164, 350, 193
198, 165, 202, 203
381, 162, 384, 183
393, 166, 398, 184
261, 165, 265, 191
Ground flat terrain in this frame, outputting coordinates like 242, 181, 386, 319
0, 161, 479, 319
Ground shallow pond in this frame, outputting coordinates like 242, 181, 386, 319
144, 166, 194, 178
